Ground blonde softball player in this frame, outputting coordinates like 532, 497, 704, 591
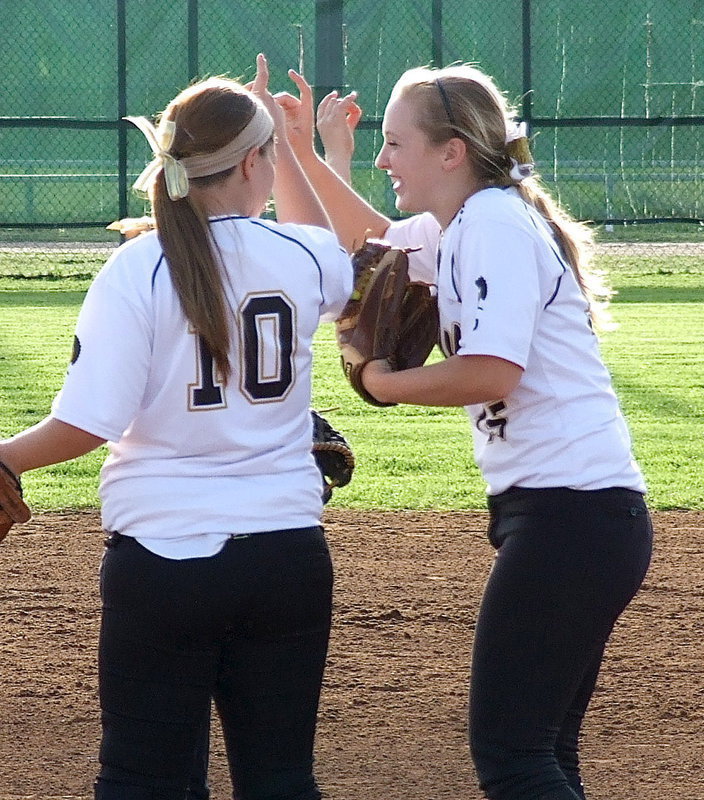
280, 66, 652, 799
359, 65, 653, 800
0, 54, 352, 800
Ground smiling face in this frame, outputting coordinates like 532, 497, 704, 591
374, 66, 521, 228
374, 96, 448, 215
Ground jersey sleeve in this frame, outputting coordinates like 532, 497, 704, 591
51, 260, 153, 442
454, 220, 540, 369
288, 224, 353, 322
320, 244, 353, 322
381, 213, 440, 283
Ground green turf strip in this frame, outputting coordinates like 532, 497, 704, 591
1, 252, 702, 510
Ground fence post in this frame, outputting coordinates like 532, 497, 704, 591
314, 0, 345, 110
187, 0, 199, 82
521, 0, 532, 129
117, 0, 128, 222
431, 0, 443, 68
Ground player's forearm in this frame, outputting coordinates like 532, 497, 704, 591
297, 153, 391, 251
324, 152, 352, 185
0, 417, 105, 475
362, 355, 523, 408
272, 142, 332, 229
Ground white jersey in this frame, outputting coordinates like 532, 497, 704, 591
381, 212, 440, 283
385, 190, 645, 496
51, 216, 353, 558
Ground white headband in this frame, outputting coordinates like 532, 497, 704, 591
126, 102, 274, 201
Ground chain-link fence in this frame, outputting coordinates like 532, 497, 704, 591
1, 0, 703, 238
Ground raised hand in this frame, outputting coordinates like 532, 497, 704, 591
273, 69, 316, 161
249, 53, 287, 140
317, 90, 362, 183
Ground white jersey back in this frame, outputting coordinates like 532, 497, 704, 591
51, 216, 353, 557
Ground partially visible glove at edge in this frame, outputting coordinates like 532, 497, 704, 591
0, 461, 32, 544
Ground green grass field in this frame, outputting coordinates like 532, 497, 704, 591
0, 247, 702, 511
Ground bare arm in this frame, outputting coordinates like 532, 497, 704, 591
297, 153, 390, 250
361, 355, 523, 408
0, 417, 106, 476
271, 139, 332, 229
250, 54, 331, 229
276, 70, 391, 251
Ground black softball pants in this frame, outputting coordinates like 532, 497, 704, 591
469, 487, 653, 800
93, 526, 333, 800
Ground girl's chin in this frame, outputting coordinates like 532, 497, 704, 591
394, 193, 415, 212
395, 196, 423, 214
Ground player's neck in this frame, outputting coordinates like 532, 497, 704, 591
189, 170, 263, 218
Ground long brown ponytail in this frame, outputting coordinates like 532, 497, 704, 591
150, 79, 262, 384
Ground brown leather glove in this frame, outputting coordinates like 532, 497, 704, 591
0, 461, 32, 544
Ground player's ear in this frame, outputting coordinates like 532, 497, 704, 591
240, 146, 260, 180
441, 137, 467, 171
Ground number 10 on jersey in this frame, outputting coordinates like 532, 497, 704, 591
188, 292, 296, 410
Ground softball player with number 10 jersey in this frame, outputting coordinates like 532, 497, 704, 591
0, 54, 352, 800
63, 214, 349, 555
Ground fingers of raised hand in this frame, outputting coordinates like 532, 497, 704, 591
288, 69, 314, 105
317, 90, 339, 119
274, 91, 302, 114
251, 52, 269, 95
344, 97, 362, 130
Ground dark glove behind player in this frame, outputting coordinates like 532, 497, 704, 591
311, 410, 355, 504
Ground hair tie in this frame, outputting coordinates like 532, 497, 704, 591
126, 116, 190, 201
505, 120, 534, 182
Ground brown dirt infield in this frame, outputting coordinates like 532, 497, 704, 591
0, 508, 702, 800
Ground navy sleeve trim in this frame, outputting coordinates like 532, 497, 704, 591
450, 252, 462, 302
520, 199, 568, 310
543, 274, 563, 309
151, 253, 166, 291
247, 219, 326, 305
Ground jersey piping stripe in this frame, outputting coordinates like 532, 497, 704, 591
519, 199, 567, 310
211, 216, 327, 309
445, 203, 465, 303
151, 253, 165, 291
